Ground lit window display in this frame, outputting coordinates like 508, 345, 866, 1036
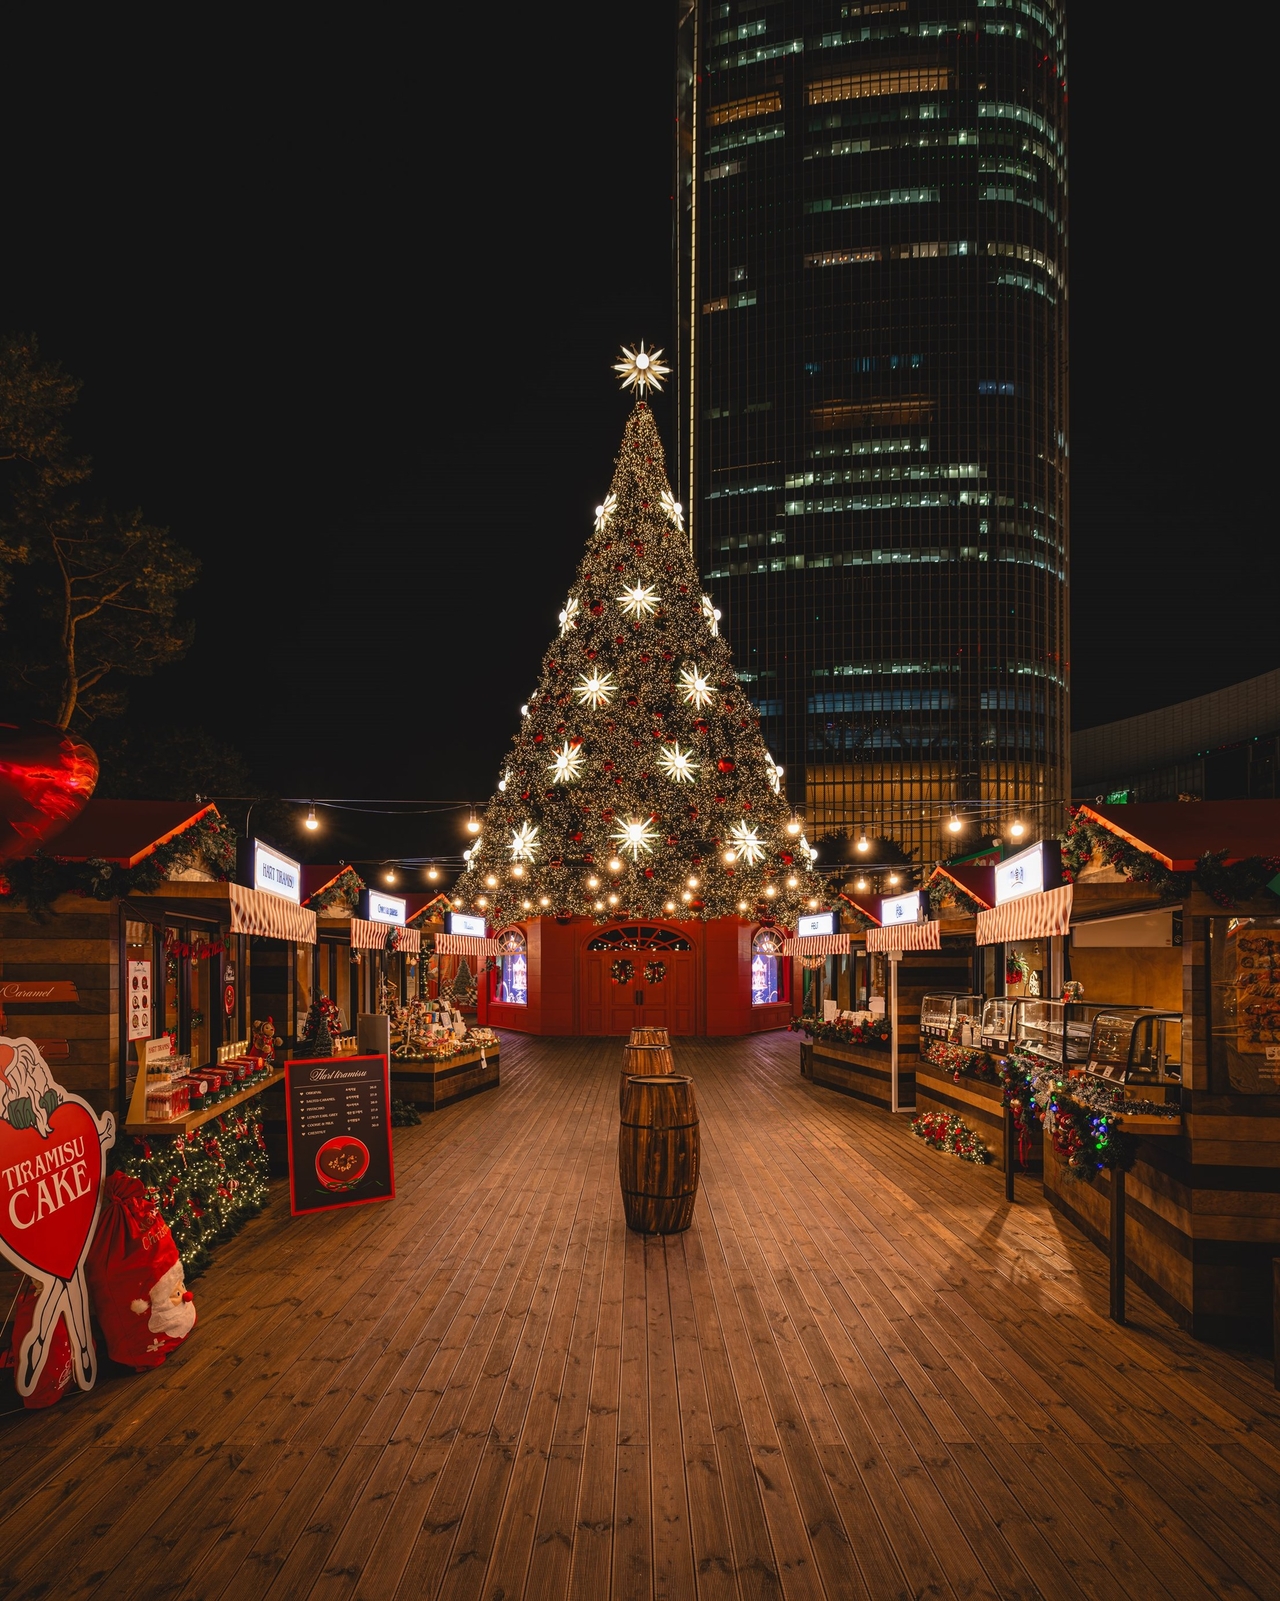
496, 931, 528, 1005
752, 928, 784, 1005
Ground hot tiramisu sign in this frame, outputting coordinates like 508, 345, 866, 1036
0, 982, 79, 1004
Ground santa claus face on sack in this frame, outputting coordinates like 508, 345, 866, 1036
129, 1259, 195, 1339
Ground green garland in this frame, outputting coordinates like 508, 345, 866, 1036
794, 1012, 892, 1049
926, 875, 986, 918
835, 894, 877, 930
0, 811, 238, 916
306, 865, 366, 915
112, 1104, 269, 1276
911, 1110, 991, 1164
1061, 808, 1280, 909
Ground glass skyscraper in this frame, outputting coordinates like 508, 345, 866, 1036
675, 0, 1068, 869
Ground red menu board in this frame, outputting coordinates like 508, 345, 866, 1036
285, 1054, 395, 1216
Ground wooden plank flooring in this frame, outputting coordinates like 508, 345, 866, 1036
3, 1031, 1280, 1600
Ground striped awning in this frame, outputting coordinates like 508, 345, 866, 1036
974, 883, 1074, 946
866, 920, 941, 952
228, 884, 317, 945
349, 919, 421, 953
780, 933, 851, 956
436, 932, 502, 957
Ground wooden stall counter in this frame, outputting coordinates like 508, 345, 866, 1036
806, 1036, 907, 1112
914, 1055, 1044, 1174
390, 1043, 499, 1111
125, 1069, 286, 1135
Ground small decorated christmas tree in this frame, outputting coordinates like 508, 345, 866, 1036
453, 346, 826, 925
298, 999, 334, 1057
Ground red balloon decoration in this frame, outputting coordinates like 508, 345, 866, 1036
0, 722, 98, 863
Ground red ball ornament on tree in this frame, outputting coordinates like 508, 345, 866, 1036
717, 759, 735, 773
0, 722, 99, 863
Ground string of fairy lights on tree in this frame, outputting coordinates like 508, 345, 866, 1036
451, 346, 827, 926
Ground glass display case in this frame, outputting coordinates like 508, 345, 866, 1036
980, 996, 1025, 1051
1014, 1000, 1152, 1068
1087, 1009, 1182, 1090
920, 993, 984, 1044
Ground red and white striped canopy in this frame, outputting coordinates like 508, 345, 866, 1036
228, 884, 317, 945
349, 918, 421, 953
865, 920, 941, 952
780, 933, 851, 956
974, 883, 1073, 946
436, 932, 502, 958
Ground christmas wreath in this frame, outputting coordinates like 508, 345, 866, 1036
911, 1111, 990, 1165
611, 958, 634, 984
644, 960, 666, 984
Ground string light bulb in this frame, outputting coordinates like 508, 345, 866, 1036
888, 872, 900, 886
723, 850, 736, 866
764, 884, 776, 898
738, 900, 748, 912
522, 899, 532, 910
681, 891, 693, 903
587, 876, 600, 889
785, 815, 802, 836
384, 869, 397, 884
539, 895, 550, 907
426, 866, 439, 881
856, 877, 868, 892
608, 893, 619, 905
305, 804, 318, 831
476, 896, 488, 908
511, 864, 524, 877
786, 874, 798, 888
1010, 818, 1026, 838
608, 857, 623, 874
466, 809, 481, 834
856, 831, 870, 852
808, 898, 819, 909
947, 814, 962, 834
665, 900, 676, 911
687, 875, 699, 889
484, 874, 497, 887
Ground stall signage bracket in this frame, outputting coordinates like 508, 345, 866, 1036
285, 1054, 395, 1216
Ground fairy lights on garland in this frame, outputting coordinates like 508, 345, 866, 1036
911, 1110, 991, 1165
112, 1105, 269, 1276
451, 362, 827, 927
1060, 808, 1280, 908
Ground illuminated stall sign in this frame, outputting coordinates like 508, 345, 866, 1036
448, 912, 488, 938
994, 840, 1062, 905
881, 890, 927, 926
797, 911, 836, 937
361, 890, 406, 926
238, 838, 302, 903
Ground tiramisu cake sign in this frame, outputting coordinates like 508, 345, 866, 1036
0, 1037, 116, 1396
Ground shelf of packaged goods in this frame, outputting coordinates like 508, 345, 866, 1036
125, 1068, 286, 1135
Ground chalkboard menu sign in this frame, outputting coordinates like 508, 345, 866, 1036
285, 1054, 395, 1216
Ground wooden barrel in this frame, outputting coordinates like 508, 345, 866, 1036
629, 1026, 670, 1046
619, 1075, 699, 1234
620, 1041, 675, 1109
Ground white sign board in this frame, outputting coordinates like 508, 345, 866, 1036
253, 840, 302, 903
127, 961, 152, 1040
366, 891, 406, 926
881, 891, 924, 926
797, 911, 835, 937
994, 840, 1046, 905
450, 912, 487, 938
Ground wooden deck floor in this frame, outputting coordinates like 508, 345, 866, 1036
3, 1032, 1280, 1601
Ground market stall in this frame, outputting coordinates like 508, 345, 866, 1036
385, 914, 500, 1108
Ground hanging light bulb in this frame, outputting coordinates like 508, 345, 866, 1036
466, 809, 481, 834
856, 831, 869, 852
1010, 818, 1026, 838
426, 866, 439, 881
888, 872, 900, 886
947, 814, 962, 834
855, 877, 868, 892
385, 868, 397, 884
305, 804, 318, 831
785, 815, 802, 837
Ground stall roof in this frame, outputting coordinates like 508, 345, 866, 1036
839, 894, 881, 926
302, 864, 364, 903
1078, 801, 1280, 871
407, 892, 451, 924
928, 862, 996, 910
47, 800, 217, 868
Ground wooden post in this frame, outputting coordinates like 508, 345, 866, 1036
1004, 1102, 1016, 1202
1274, 1257, 1280, 1388
1109, 1166, 1126, 1324
889, 951, 901, 1112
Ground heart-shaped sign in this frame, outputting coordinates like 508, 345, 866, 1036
0, 721, 98, 863
0, 1098, 104, 1281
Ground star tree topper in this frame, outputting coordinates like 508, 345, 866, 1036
614, 342, 670, 396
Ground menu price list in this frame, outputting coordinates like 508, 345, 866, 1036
286, 1054, 395, 1215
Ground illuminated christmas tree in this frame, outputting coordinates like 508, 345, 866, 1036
453, 346, 827, 926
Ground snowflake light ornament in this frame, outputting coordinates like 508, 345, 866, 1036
617, 583, 660, 619
611, 816, 659, 861
594, 492, 617, 534
677, 663, 716, 710
728, 821, 766, 866
701, 594, 721, 636
548, 742, 585, 784
558, 596, 580, 636
574, 670, 617, 709
659, 488, 684, 532
613, 342, 671, 396
510, 821, 540, 862
657, 743, 699, 784
764, 752, 784, 795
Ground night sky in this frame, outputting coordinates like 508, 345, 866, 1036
1, 8, 1270, 845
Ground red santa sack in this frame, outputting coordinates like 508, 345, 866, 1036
4, 1287, 75, 1408
85, 1173, 196, 1370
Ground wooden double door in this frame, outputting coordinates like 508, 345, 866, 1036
580, 946, 697, 1035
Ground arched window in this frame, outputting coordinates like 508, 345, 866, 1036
495, 929, 528, 1005
586, 924, 692, 952
751, 928, 785, 1005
